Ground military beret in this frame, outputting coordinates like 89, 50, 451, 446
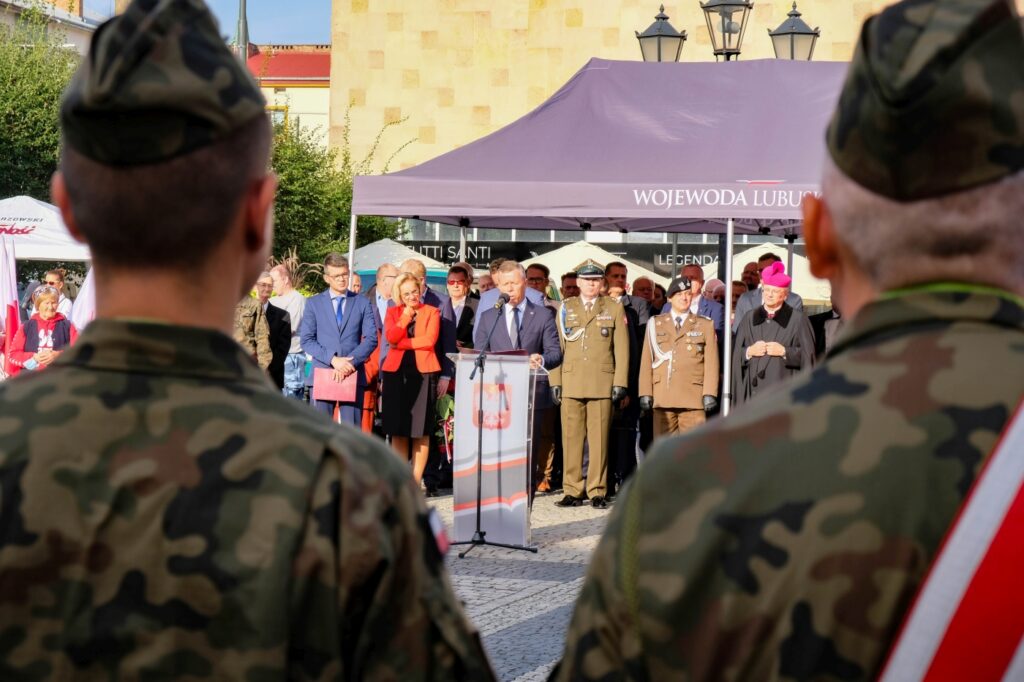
575, 259, 605, 279
666, 276, 692, 299
826, 0, 1024, 201
60, 0, 267, 166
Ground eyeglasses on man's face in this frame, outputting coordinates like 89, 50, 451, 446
447, 279, 467, 286
527, 277, 547, 285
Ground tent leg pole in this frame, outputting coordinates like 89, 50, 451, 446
717, 233, 728, 282
459, 226, 467, 262
347, 214, 358, 268
723, 218, 735, 417
786, 235, 795, 280
671, 233, 679, 276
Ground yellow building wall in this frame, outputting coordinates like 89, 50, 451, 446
330, 0, 896, 170
262, 85, 331, 146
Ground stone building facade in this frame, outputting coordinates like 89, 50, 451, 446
329, 0, 898, 170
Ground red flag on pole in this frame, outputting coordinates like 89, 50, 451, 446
2, 302, 18, 378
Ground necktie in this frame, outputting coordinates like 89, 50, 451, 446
585, 301, 593, 314
335, 296, 345, 328
675, 316, 683, 330
510, 306, 520, 349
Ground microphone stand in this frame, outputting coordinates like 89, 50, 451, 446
453, 296, 538, 558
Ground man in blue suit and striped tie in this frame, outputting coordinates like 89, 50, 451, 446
299, 253, 378, 425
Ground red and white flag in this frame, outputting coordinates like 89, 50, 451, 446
881, 400, 1024, 682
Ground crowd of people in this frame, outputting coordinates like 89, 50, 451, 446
226, 247, 832, 507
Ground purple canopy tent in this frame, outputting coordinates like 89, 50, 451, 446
351, 57, 848, 412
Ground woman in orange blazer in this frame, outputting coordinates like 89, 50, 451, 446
381, 273, 441, 484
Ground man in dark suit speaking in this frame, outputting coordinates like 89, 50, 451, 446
475, 260, 562, 493
300, 253, 378, 425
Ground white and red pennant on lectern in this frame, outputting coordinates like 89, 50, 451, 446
881, 399, 1024, 682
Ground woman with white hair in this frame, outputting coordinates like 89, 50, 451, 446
7, 286, 78, 375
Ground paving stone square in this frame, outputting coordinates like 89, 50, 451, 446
429, 492, 612, 681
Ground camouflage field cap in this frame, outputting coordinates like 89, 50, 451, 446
826, 0, 1024, 201
575, 259, 605, 279
60, 0, 266, 166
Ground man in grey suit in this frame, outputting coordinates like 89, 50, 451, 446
474, 261, 562, 494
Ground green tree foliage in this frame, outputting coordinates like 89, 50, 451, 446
270, 108, 411, 283
0, 2, 79, 200
1, 4, 85, 284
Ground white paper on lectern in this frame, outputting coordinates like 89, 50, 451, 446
451, 351, 536, 546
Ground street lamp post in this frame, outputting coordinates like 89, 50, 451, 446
699, 0, 753, 61
768, 2, 820, 60
635, 5, 687, 62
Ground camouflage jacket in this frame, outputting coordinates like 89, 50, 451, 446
555, 288, 1024, 682
0, 320, 495, 681
234, 297, 273, 370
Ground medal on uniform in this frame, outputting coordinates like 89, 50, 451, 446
601, 328, 609, 337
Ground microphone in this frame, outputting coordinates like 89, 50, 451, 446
494, 293, 510, 309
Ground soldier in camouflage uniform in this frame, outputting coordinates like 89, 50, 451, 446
555, 0, 1024, 679
0, 0, 495, 679
234, 295, 273, 370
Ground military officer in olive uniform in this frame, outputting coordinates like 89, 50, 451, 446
639, 276, 719, 437
549, 260, 630, 509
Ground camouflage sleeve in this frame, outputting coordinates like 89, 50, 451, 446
233, 300, 257, 355
291, 435, 496, 681
255, 308, 272, 370
554, 479, 645, 681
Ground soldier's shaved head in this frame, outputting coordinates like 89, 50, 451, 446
58, 117, 271, 270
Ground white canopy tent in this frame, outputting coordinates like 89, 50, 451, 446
522, 241, 669, 290
351, 238, 445, 273
0, 196, 91, 261
703, 243, 831, 304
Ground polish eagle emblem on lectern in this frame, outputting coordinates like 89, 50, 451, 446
472, 383, 512, 430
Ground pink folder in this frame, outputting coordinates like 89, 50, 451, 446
312, 367, 357, 403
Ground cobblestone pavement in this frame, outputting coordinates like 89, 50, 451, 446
429, 491, 612, 682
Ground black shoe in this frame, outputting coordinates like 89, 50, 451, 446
555, 494, 583, 507
591, 496, 608, 509
424, 484, 439, 498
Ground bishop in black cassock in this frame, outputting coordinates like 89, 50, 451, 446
731, 262, 815, 405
